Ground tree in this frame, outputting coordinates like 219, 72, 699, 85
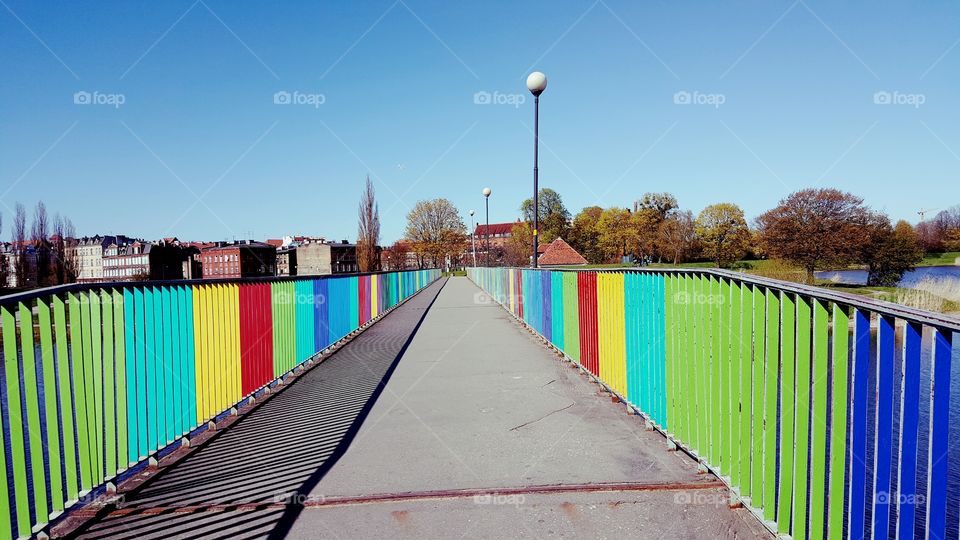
51, 214, 78, 285
657, 210, 698, 265
504, 220, 559, 266
62, 218, 79, 283
633, 192, 678, 221
31, 201, 50, 287
917, 205, 960, 252
634, 192, 680, 262
695, 203, 750, 267
568, 206, 605, 264
0, 212, 7, 290
383, 240, 411, 270
597, 208, 638, 261
945, 229, 960, 252
930, 205, 960, 251
356, 176, 381, 272
520, 188, 570, 244
12, 203, 26, 287
862, 218, 924, 286
405, 199, 467, 269
756, 188, 873, 283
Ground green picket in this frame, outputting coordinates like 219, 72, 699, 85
750, 286, 764, 501
53, 295, 78, 501
677, 275, 689, 443
20, 303, 49, 523
90, 292, 104, 484
793, 296, 812, 539
827, 304, 850, 537
777, 293, 796, 534
102, 291, 117, 478
38, 299, 64, 512
763, 290, 780, 520
730, 280, 743, 488
719, 278, 731, 477
809, 299, 830, 540
710, 276, 721, 468
2, 305, 30, 536
692, 275, 703, 454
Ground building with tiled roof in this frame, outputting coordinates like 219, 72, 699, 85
537, 238, 588, 267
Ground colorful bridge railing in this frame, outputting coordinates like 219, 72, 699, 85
0, 268, 439, 539
468, 266, 959, 540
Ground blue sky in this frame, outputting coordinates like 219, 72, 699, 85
1, 0, 959, 243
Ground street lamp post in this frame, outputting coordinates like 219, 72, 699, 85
469, 209, 477, 267
482, 187, 492, 266
526, 71, 547, 268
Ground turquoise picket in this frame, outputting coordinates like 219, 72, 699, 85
551, 272, 564, 351
123, 289, 138, 464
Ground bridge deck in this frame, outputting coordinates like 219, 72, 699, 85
72, 277, 769, 539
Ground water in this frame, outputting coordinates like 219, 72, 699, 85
815, 265, 960, 289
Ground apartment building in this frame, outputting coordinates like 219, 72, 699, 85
200, 241, 276, 279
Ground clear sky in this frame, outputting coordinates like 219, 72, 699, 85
2, 0, 958, 243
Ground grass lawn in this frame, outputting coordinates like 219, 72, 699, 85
919, 252, 960, 266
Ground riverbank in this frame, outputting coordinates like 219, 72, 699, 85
820, 283, 960, 317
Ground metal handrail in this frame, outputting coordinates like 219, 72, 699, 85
0, 267, 439, 307
473, 266, 960, 331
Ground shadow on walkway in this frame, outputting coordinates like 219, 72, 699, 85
68, 279, 447, 540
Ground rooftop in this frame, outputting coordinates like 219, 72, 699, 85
474, 222, 517, 236
537, 237, 588, 266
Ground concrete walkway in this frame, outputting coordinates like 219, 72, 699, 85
71, 277, 769, 539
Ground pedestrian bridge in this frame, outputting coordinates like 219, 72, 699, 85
0, 268, 957, 538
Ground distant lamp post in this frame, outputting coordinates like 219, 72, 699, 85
469, 209, 477, 267
482, 187, 492, 266
526, 71, 547, 268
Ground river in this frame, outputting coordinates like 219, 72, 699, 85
815, 265, 960, 291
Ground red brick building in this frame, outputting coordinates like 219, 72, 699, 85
473, 222, 516, 251
200, 241, 276, 279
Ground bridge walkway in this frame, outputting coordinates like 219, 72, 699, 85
71, 277, 768, 539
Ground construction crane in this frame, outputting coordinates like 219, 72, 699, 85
918, 207, 938, 222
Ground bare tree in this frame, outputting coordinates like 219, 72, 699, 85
12, 203, 27, 288
62, 217, 79, 283
51, 214, 79, 284
658, 210, 698, 264
0, 212, 7, 290
404, 199, 467, 269
356, 176, 381, 272
32, 201, 50, 287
